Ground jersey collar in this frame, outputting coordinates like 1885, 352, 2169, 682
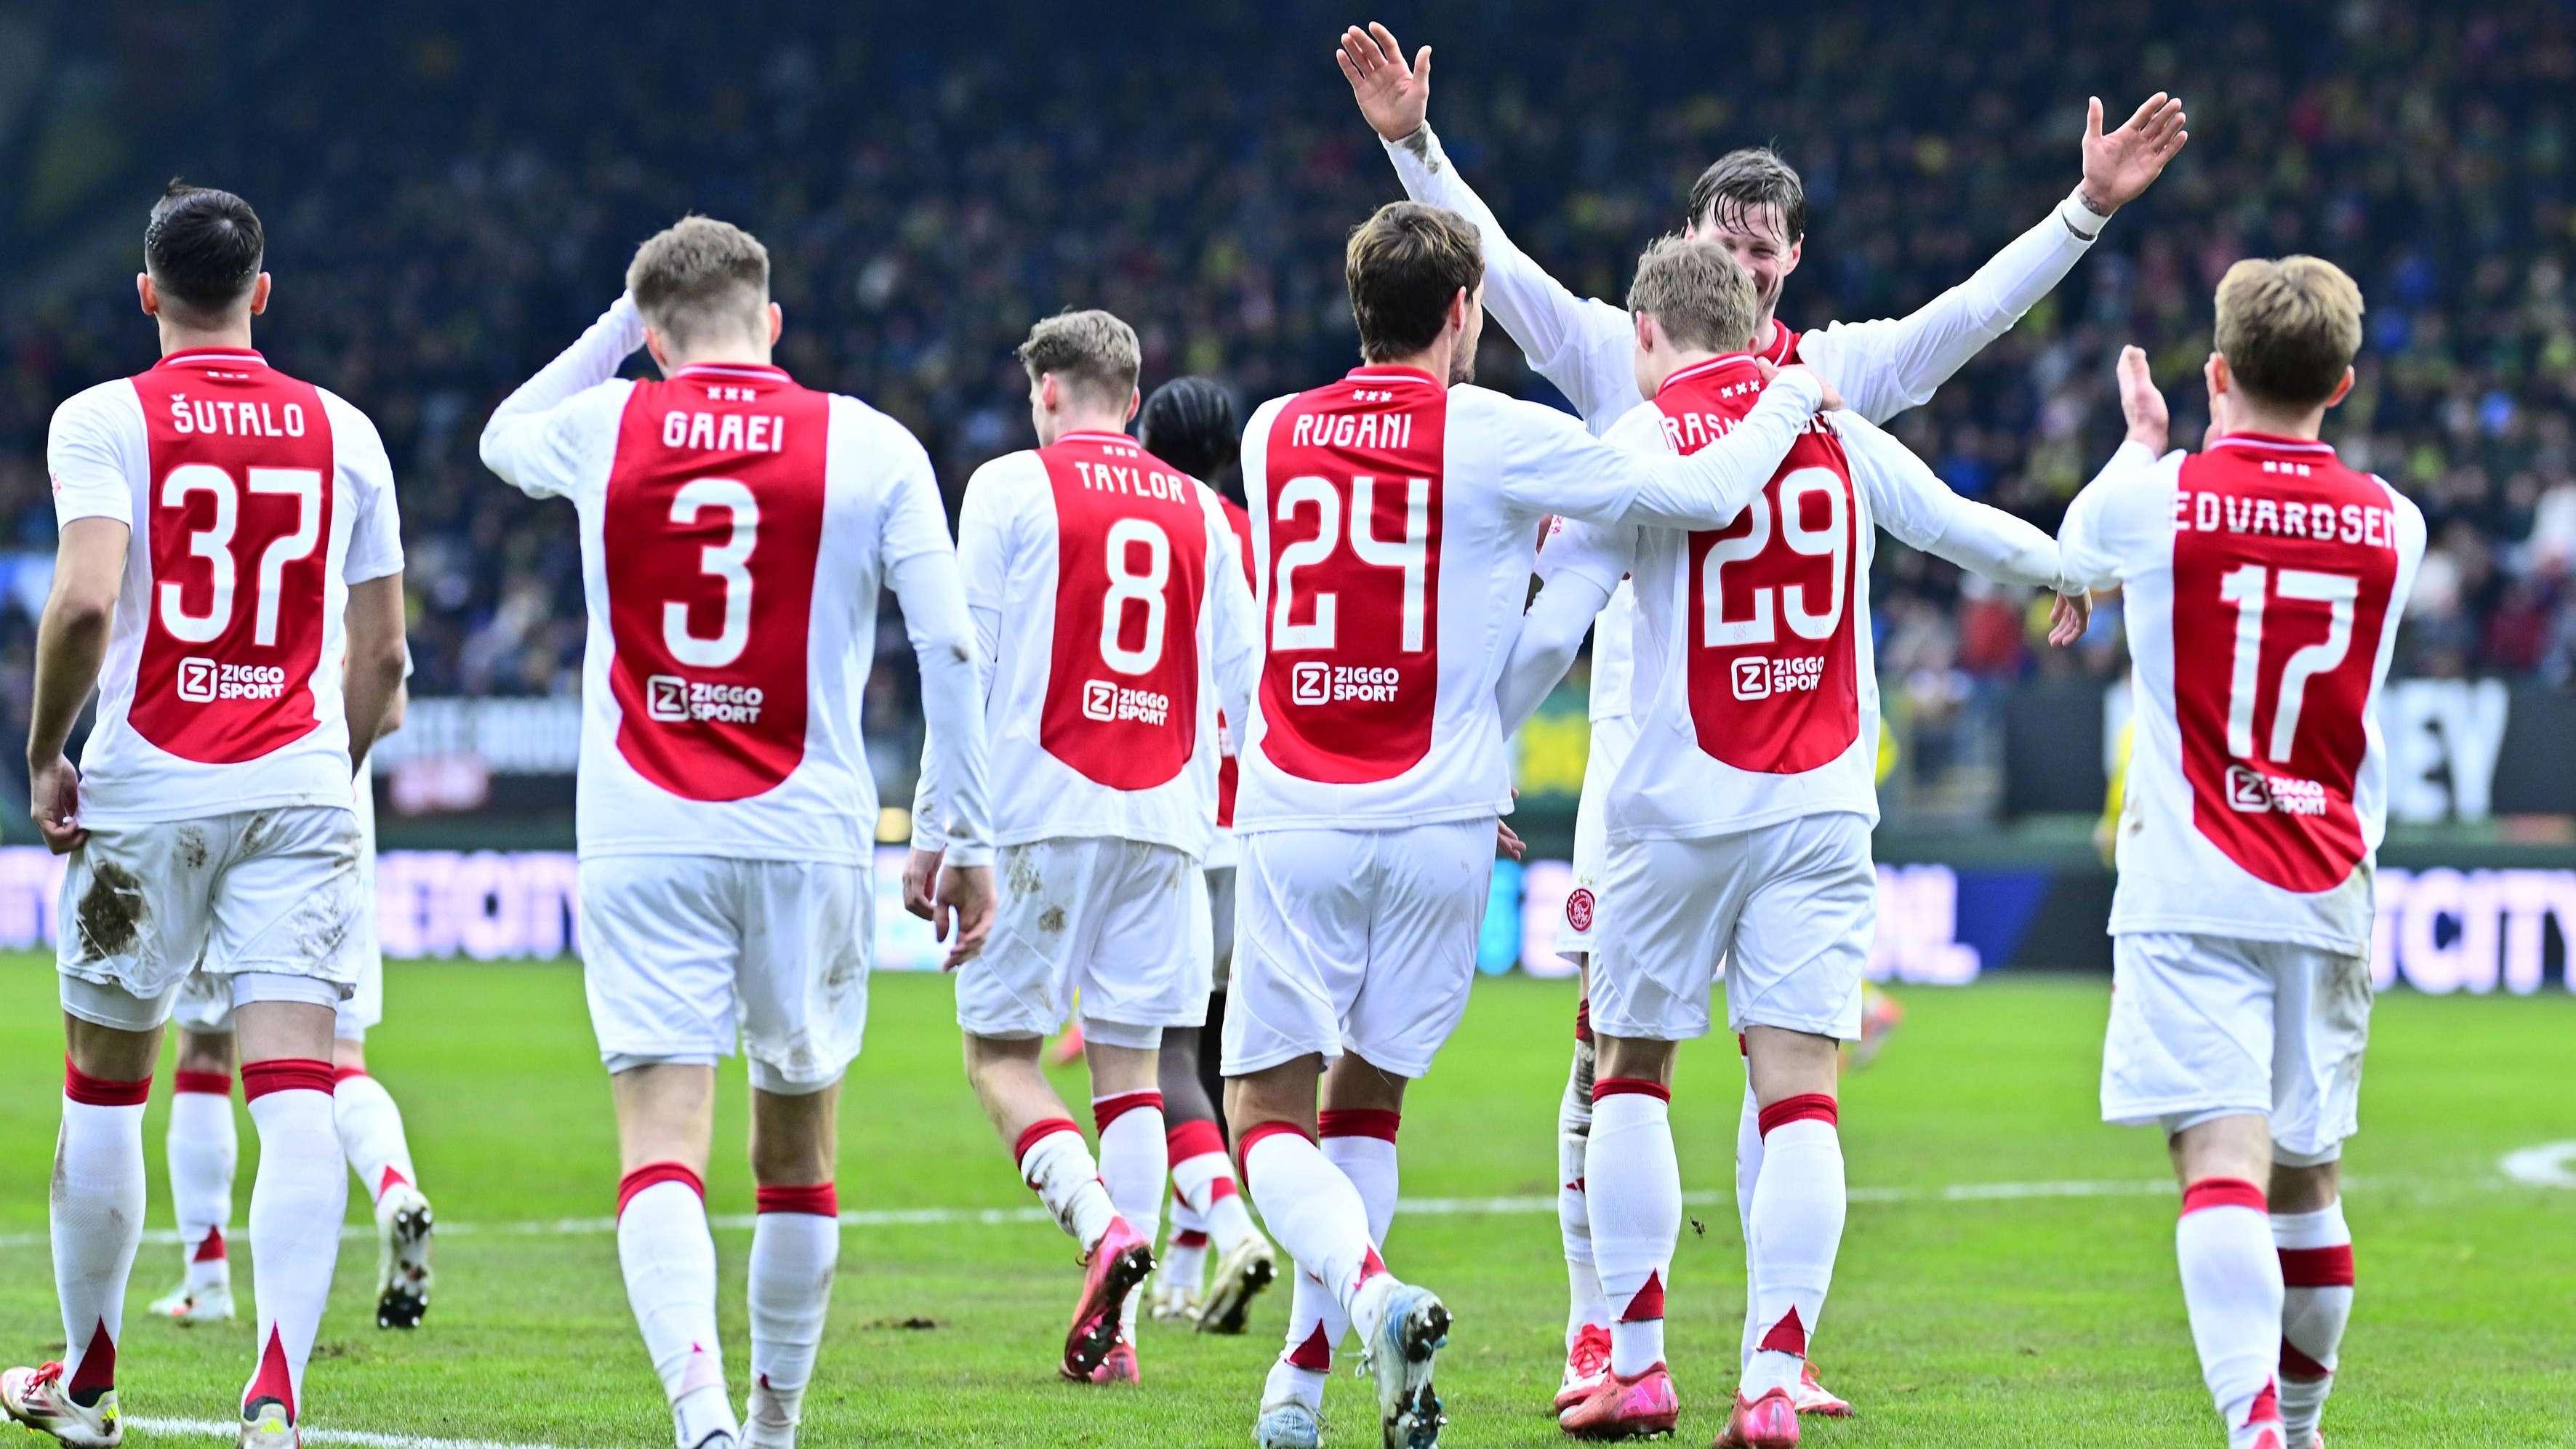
1656, 352, 1764, 397
1760, 321, 1799, 365
156, 347, 267, 370
1344, 364, 1441, 387
1054, 429, 1137, 448
2209, 431, 2338, 456
671, 362, 792, 385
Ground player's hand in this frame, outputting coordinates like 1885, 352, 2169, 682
2202, 351, 2232, 450
28, 754, 85, 854
934, 862, 995, 970
1758, 359, 1845, 414
2047, 591, 2093, 647
1338, 22, 1431, 144
2117, 345, 2170, 451
1496, 818, 1526, 862
2079, 93, 2188, 215
902, 846, 944, 920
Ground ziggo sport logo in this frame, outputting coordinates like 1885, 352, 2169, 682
177, 657, 286, 703
1291, 662, 1403, 705
1732, 654, 1826, 701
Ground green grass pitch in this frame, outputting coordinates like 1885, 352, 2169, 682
0, 958, 2569, 1447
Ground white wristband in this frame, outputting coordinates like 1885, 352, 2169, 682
2058, 186, 2108, 242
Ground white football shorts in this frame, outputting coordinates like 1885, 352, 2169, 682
2101, 931, 2374, 1165
1591, 811, 1874, 1043
579, 854, 872, 1096
57, 806, 364, 1032
174, 782, 384, 1040
1222, 816, 1495, 1080
1205, 863, 1237, 991
955, 836, 1211, 1048
1557, 711, 1639, 966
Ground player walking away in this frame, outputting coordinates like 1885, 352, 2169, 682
1227, 201, 1844, 1449
1125, 376, 1282, 1336
2059, 260, 2419, 1449
1, 182, 410, 1449
904, 314, 1261, 1384
1332, 19, 2189, 1417
1509, 238, 2086, 1445
151, 675, 436, 1333
479, 217, 995, 1449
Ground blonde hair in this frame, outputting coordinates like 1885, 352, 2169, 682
1626, 236, 1757, 354
626, 216, 770, 348
1016, 309, 1141, 408
2214, 256, 2364, 408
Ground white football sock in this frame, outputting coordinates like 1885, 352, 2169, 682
1243, 1125, 1383, 1330
1015, 1119, 1118, 1252
241, 1061, 348, 1424
1163, 1196, 1209, 1293
1588, 1081, 1677, 1378
332, 1069, 419, 1203
1742, 1097, 1844, 1400
55, 1065, 150, 1407
617, 1165, 736, 1449
2274, 1199, 2351, 1444
1560, 1035, 1609, 1349
1733, 1080, 1765, 1370
2178, 1178, 2286, 1445
748, 1185, 840, 1438
167, 1072, 236, 1296
1093, 1092, 1166, 1337
1168, 1117, 1260, 1251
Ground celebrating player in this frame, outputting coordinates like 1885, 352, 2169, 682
904, 312, 1261, 1383
479, 217, 995, 1449
1511, 238, 2086, 1445
1333, 19, 2186, 1415
1225, 201, 1846, 1449
151, 676, 435, 1335
2, 182, 410, 1449
1125, 376, 1283, 1337
2058, 261, 2420, 1449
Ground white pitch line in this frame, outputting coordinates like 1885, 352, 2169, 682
2500, 1140, 2576, 1189
128, 1417, 573, 1449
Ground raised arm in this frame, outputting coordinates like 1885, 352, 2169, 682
1341, 23, 1638, 430
1789, 93, 2188, 425
1848, 415, 2074, 593
478, 294, 646, 494
1507, 366, 1835, 531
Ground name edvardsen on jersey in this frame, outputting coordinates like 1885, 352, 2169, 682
661, 409, 788, 453
2175, 487, 2399, 550
166, 395, 308, 437
1071, 460, 1195, 501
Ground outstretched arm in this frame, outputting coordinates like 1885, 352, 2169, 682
1847, 417, 2090, 643
478, 294, 646, 494
1341, 23, 1639, 430
1497, 522, 1629, 735
1799, 93, 2188, 425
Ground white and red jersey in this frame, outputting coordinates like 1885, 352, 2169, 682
2062, 435, 2425, 953
481, 360, 954, 864
1233, 364, 1819, 832
953, 431, 1259, 856
1553, 353, 2071, 841
1213, 493, 1256, 838
45, 348, 404, 826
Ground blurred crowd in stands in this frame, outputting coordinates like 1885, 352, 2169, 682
1, 0, 2572, 771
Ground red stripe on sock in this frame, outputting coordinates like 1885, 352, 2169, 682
244, 1325, 295, 1421
332, 1066, 369, 1086
1757, 1093, 1839, 1136
1232, 1120, 1315, 1183
1574, 998, 1592, 1044
1757, 1305, 1807, 1357
1356, 1245, 1386, 1287
1092, 1091, 1164, 1133
2243, 1380, 2279, 1429
376, 1166, 412, 1198
756, 1183, 840, 1217
66, 1319, 114, 1402
1285, 1322, 1333, 1371
241, 1059, 334, 1101
191, 1226, 227, 1264
63, 1059, 151, 1107
1736, 1032, 1749, 1058
1012, 1117, 1081, 1168
2180, 1177, 2267, 1216
1208, 1176, 1240, 1203
617, 1161, 705, 1217
1592, 1077, 1670, 1106
1620, 1270, 1665, 1322
1317, 1108, 1400, 1142
2279, 1338, 2332, 1381
1171, 1229, 1210, 1249
173, 1070, 232, 1097
2278, 1243, 2354, 1288
1166, 1117, 1227, 1163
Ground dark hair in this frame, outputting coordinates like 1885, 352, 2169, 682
1687, 148, 1807, 245
145, 181, 264, 314
1139, 377, 1240, 485
1344, 201, 1483, 362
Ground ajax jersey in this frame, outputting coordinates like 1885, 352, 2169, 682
46, 348, 404, 825
956, 431, 1257, 856
2062, 435, 2425, 952
484, 361, 955, 864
